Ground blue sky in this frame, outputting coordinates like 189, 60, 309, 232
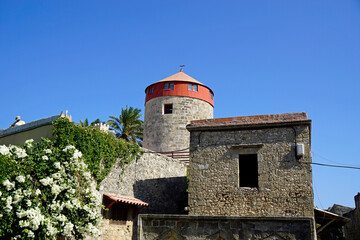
1, 1, 359, 209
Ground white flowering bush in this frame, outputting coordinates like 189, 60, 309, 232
0, 139, 102, 239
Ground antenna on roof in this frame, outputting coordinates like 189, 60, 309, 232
180, 65, 185, 72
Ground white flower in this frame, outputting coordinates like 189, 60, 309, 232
0, 145, 11, 156
26, 199, 32, 206
44, 149, 52, 154
19, 220, 30, 228
82, 171, 91, 180
45, 219, 58, 236
39, 177, 53, 186
63, 145, 75, 152
63, 222, 74, 236
51, 184, 61, 195
72, 149, 82, 160
86, 222, 101, 237
35, 189, 41, 196
42, 155, 49, 160
11, 146, 27, 158
54, 214, 67, 222
52, 172, 61, 180
13, 189, 23, 204
64, 201, 74, 210
23, 189, 32, 197
2, 179, 15, 190
0, 191, 2, 197
0, 214, 3, 218
54, 162, 61, 169
16, 175, 26, 183
4, 196, 13, 212
27, 230, 35, 238
25, 139, 34, 145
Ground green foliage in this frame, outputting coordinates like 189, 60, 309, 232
0, 140, 102, 239
107, 106, 143, 145
52, 117, 141, 184
79, 118, 105, 127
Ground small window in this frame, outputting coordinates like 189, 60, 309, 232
239, 154, 258, 188
188, 84, 198, 91
209, 92, 213, 99
148, 87, 154, 94
164, 82, 174, 90
164, 104, 173, 114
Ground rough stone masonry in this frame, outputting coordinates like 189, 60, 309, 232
186, 112, 314, 218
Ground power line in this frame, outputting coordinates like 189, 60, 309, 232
312, 151, 360, 167
311, 162, 360, 170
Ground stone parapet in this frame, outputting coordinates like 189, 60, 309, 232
138, 214, 316, 240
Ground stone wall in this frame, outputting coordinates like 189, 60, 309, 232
143, 96, 213, 153
138, 214, 316, 240
100, 148, 187, 214
186, 114, 314, 218
343, 193, 360, 240
99, 148, 188, 239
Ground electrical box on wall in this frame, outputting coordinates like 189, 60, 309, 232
296, 143, 305, 159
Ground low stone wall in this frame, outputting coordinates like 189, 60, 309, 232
138, 214, 316, 240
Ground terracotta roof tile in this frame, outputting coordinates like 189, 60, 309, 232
188, 112, 309, 129
157, 71, 203, 85
103, 193, 149, 206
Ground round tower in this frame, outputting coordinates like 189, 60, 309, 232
143, 69, 214, 153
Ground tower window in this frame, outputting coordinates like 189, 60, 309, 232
188, 84, 198, 92
164, 82, 174, 90
164, 104, 173, 114
239, 154, 258, 188
209, 92, 214, 99
148, 87, 154, 94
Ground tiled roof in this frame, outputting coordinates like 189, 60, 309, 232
157, 70, 204, 85
187, 112, 310, 130
103, 193, 149, 206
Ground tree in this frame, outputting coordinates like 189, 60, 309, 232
79, 118, 104, 127
107, 106, 143, 145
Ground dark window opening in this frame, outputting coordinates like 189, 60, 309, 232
239, 154, 258, 188
164, 104, 173, 114
103, 199, 130, 225
164, 82, 174, 90
148, 87, 154, 94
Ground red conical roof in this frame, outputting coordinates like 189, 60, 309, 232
156, 69, 204, 85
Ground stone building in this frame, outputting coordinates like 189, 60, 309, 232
186, 112, 314, 217
138, 112, 317, 239
143, 69, 214, 155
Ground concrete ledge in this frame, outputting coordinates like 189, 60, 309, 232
0, 115, 61, 138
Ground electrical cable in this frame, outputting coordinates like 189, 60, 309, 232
310, 162, 360, 170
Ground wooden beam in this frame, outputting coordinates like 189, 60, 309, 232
317, 219, 336, 234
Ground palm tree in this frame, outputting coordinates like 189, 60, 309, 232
79, 118, 89, 127
107, 106, 143, 145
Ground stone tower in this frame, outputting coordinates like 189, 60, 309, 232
143, 69, 214, 153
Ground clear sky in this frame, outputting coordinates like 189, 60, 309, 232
1, 1, 359, 209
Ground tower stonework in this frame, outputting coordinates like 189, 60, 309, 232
143, 70, 214, 153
